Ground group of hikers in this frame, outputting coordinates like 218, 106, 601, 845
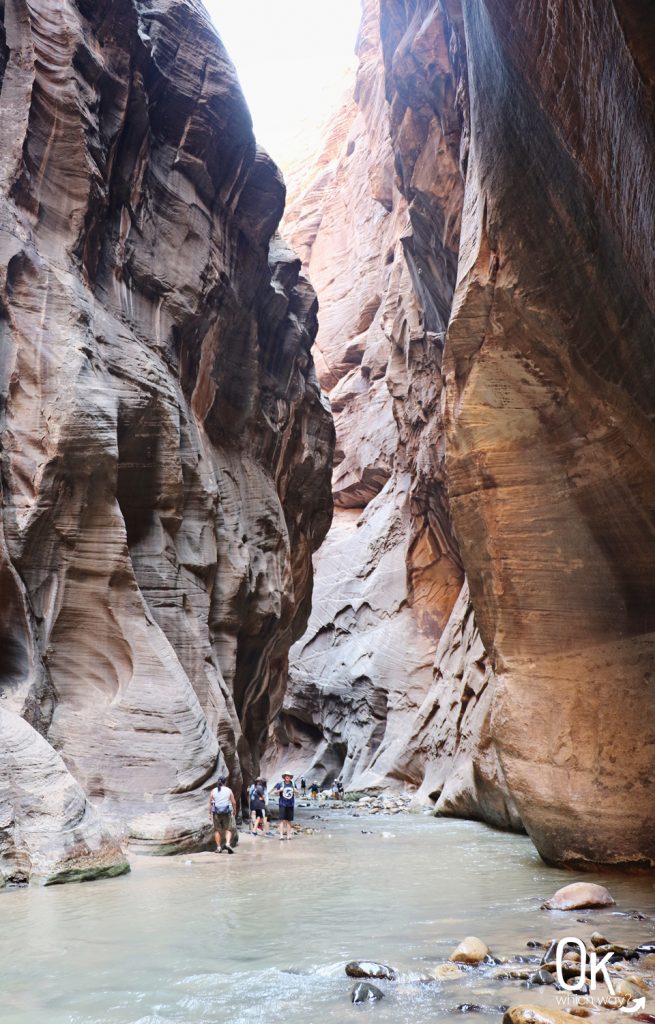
208, 770, 346, 853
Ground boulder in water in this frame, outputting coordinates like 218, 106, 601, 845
345, 961, 396, 981
527, 970, 556, 986
541, 883, 615, 911
502, 1006, 578, 1024
450, 937, 490, 964
351, 981, 384, 1003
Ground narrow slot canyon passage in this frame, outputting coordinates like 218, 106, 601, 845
1, 1, 655, 1022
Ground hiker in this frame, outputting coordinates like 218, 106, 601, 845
250, 777, 268, 835
300, 777, 306, 797
272, 770, 297, 840
310, 781, 319, 800
337, 779, 344, 799
209, 775, 237, 853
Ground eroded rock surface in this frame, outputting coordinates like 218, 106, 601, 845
0, 0, 332, 878
267, 0, 511, 826
0, 710, 128, 886
266, 0, 463, 791
272, 0, 655, 868
440, 0, 655, 868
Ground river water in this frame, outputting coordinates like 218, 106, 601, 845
3, 811, 655, 1024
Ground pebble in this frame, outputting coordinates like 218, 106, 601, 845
450, 937, 490, 964
345, 961, 396, 981
434, 963, 466, 980
351, 982, 384, 1004
541, 883, 615, 911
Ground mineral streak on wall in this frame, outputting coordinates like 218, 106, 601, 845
271, 0, 655, 868
0, 0, 333, 885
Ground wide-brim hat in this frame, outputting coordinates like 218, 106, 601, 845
281, 770, 294, 778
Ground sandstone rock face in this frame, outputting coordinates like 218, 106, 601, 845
273, 0, 655, 868
267, 0, 514, 829
0, 0, 332, 878
379, 0, 655, 867
0, 710, 128, 886
266, 0, 471, 799
439, 0, 655, 868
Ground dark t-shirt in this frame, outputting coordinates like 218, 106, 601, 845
275, 782, 295, 808
252, 785, 266, 811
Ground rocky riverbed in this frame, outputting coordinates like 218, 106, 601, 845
3, 811, 653, 1024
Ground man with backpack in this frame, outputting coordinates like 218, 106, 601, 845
249, 777, 268, 835
208, 775, 237, 853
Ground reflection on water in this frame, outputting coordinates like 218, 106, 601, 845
2, 813, 654, 1024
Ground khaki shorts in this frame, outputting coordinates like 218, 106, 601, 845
212, 812, 235, 833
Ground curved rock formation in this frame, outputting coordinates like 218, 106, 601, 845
0, 709, 128, 886
272, 0, 655, 867
267, 0, 512, 826
440, 0, 655, 868
0, 0, 333, 879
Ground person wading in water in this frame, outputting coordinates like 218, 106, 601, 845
250, 777, 268, 835
209, 775, 237, 853
272, 771, 296, 840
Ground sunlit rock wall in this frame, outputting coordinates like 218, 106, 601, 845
266, 1, 514, 829
440, 0, 655, 868
271, 0, 655, 868
0, 0, 333, 882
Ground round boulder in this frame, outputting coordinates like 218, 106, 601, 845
541, 883, 615, 911
450, 937, 490, 964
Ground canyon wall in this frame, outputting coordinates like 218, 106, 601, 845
267, 0, 518, 831
0, 0, 333, 885
271, 0, 655, 867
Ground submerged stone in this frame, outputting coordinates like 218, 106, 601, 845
351, 981, 384, 1004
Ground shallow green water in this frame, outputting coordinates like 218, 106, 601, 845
2, 812, 655, 1024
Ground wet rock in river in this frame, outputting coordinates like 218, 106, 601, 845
614, 979, 645, 1001
434, 963, 466, 980
450, 937, 490, 964
527, 970, 556, 986
503, 1006, 579, 1024
542, 883, 615, 911
346, 961, 396, 981
590, 932, 608, 947
351, 982, 384, 1003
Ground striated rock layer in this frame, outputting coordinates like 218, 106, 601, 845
0, 0, 333, 883
267, 0, 515, 831
272, 0, 655, 868
440, 0, 655, 868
